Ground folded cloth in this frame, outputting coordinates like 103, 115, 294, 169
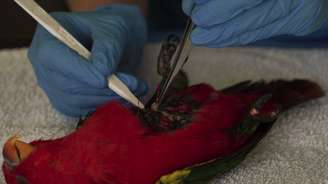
1, 46, 328, 183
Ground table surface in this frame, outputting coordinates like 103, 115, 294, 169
0, 46, 328, 183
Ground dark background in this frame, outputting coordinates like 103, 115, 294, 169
2, 0, 328, 49
1, 0, 188, 48
1, 0, 68, 49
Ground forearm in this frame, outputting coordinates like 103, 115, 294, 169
67, 0, 148, 15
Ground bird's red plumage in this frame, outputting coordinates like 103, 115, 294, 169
2, 81, 324, 184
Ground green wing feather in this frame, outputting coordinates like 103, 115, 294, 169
156, 111, 275, 184
182, 121, 274, 184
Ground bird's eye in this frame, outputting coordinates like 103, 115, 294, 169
16, 175, 29, 184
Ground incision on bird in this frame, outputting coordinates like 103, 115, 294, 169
137, 35, 198, 131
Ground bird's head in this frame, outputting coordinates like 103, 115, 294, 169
3, 135, 35, 169
2, 135, 35, 184
2, 126, 116, 184
2, 135, 87, 184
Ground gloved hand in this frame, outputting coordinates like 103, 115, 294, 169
182, 0, 328, 47
28, 5, 148, 117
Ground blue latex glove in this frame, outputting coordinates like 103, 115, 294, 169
28, 5, 148, 117
182, 0, 328, 47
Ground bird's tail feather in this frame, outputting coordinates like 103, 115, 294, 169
222, 79, 325, 109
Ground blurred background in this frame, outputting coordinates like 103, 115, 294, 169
1, 0, 68, 49
1, 0, 186, 49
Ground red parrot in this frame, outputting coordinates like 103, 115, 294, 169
2, 79, 324, 184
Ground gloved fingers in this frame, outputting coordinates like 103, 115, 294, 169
182, 0, 195, 16
210, 22, 284, 47
35, 65, 106, 95
37, 64, 148, 98
90, 32, 146, 82
88, 12, 133, 79
45, 86, 114, 117
190, 0, 264, 27
117, 6, 147, 74
90, 38, 123, 78
31, 64, 85, 117
37, 69, 147, 114
50, 71, 148, 98
88, 5, 147, 77
95, 4, 143, 16
39, 75, 147, 117
27, 5, 148, 117
190, 0, 298, 47
29, 33, 107, 88
217, 4, 328, 47
50, 12, 92, 49
65, 77, 147, 114
182, 0, 211, 15
115, 72, 148, 97
194, 0, 211, 3
36, 70, 115, 117
287, 0, 328, 36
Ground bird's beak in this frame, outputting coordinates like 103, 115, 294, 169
3, 135, 35, 168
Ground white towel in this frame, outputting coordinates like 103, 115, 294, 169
0, 46, 327, 183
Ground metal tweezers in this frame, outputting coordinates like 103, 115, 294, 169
157, 19, 194, 103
